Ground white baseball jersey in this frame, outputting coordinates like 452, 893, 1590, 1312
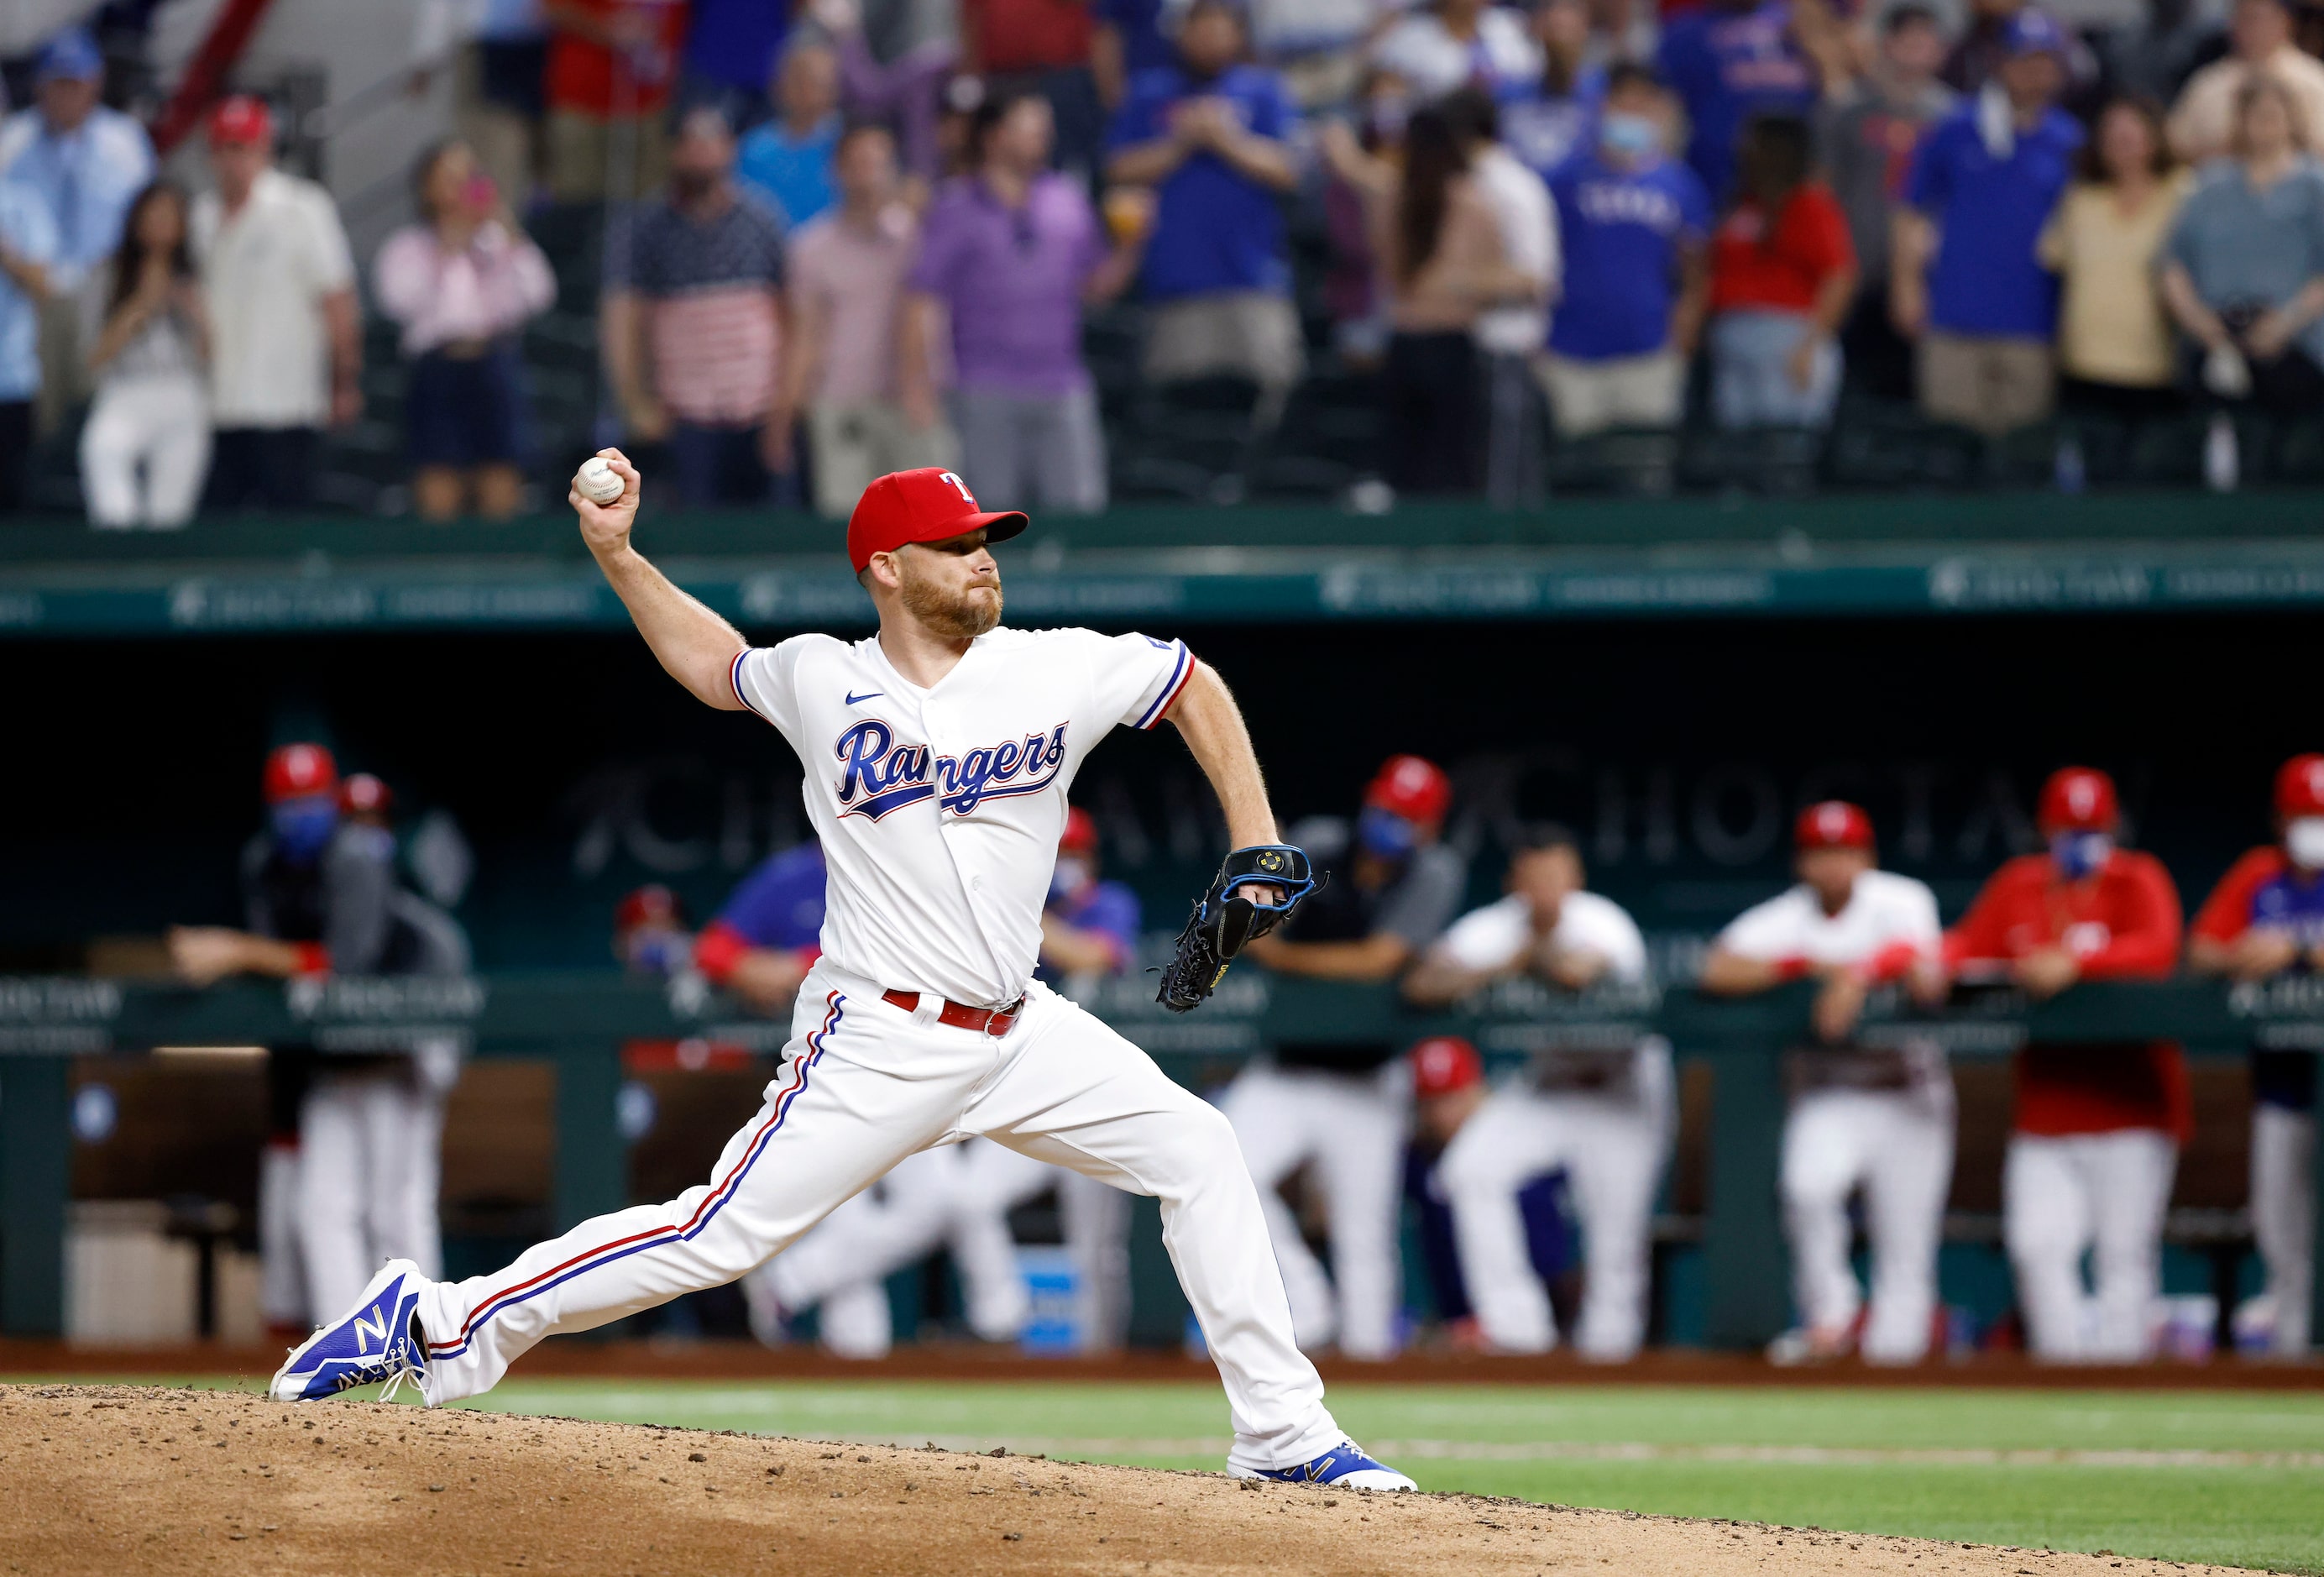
1433, 889, 1650, 982
730, 626, 1196, 1007
1715, 869, 1941, 971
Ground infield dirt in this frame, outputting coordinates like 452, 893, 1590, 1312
0, 1385, 2265, 1575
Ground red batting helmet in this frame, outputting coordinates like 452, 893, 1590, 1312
1795, 800, 1874, 852
1410, 1035, 1484, 1099
340, 773, 392, 817
1364, 755, 1452, 825
2276, 754, 2324, 818
845, 468, 1028, 573
2038, 767, 2119, 834
263, 743, 338, 804
1060, 805, 1099, 857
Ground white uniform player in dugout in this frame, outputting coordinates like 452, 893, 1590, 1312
271, 458, 1417, 1491
1403, 825, 1668, 1359
1699, 801, 1953, 1365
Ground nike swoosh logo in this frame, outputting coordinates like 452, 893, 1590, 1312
845, 690, 882, 705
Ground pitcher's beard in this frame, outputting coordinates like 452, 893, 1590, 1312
900, 568, 1002, 638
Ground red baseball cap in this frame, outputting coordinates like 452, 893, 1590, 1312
209, 95, 275, 146
340, 772, 393, 817
1060, 805, 1099, 857
1795, 800, 1873, 852
2039, 767, 2119, 834
1364, 755, 1451, 825
615, 884, 683, 932
1410, 1035, 1484, 1098
845, 468, 1027, 574
2277, 753, 2324, 818
263, 743, 338, 804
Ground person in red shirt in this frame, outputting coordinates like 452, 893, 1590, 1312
1944, 766, 2185, 1361
1705, 112, 1859, 430
2187, 752, 2324, 1357
542, 0, 689, 202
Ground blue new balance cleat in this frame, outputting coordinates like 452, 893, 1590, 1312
1233, 1440, 1418, 1491
270, 1258, 432, 1403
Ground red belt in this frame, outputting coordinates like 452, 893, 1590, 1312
882, 988, 1024, 1037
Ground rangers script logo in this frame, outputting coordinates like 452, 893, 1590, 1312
833, 717, 1070, 820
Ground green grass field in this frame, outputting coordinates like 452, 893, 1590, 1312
26, 1376, 2322, 1573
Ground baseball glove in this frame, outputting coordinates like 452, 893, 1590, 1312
1154, 844, 1318, 1013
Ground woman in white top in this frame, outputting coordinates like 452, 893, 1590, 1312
81, 181, 210, 529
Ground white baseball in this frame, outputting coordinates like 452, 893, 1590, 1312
575, 457, 625, 506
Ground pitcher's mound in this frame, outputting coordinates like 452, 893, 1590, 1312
0, 1385, 2238, 1575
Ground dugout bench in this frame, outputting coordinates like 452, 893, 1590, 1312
3, 972, 2320, 1351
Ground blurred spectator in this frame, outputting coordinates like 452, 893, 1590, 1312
1893, 11, 2081, 437
1250, 0, 1393, 108
193, 97, 360, 513
1500, 0, 1610, 179
340, 773, 395, 827
1409, 827, 1666, 1360
900, 92, 1144, 511
2169, 0, 2324, 161
2037, 97, 2190, 442
0, 29, 154, 433
826, 0, 960, 186
542, 0, 688, 202
2186, 753, 2324, 1359
1106, 0, 1303, 425
612, 883, 693, 975
1317, 68, 1409, 364
411, 0, 552, 209
1588, 0, 1661, 67
2161, 76, 2324, 444
1706, 113, 1856, 429
1818, 4, 1954, 402
375, 140, 557, 522
1700, 802, 1951, 1365
1094, 0, 1172, 109
1656, 0, 1832, 199
1371, 0, 1543, 103
602, 108, 790, 507
1442, 87, 1556, 504
781, 123, 957, 517
960, 0, 1107, 179
1233, 754, 1468, 1359
2099, 0, 2213, 111
680, 0, 800, 130
0, 175, 55, 513
1942, 0, 2026, 95
738, 40, 843, 227
1944, 767, 2185, 1363
1541, 65, 1711, 438
80, 181, 208, 530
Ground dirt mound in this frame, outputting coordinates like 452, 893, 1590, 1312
0, 1385, 2248, 1575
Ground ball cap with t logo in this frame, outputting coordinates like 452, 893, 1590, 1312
845, 469, 1029, 573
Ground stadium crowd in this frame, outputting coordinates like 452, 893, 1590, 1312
6, 0, 2324, 519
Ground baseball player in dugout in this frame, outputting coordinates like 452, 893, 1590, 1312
1224, 755, 1468, 1360
167, 744, 469, 1333
1946, 767, 2185, 1363
1404, 825, 1667, 1360
1699, 802, 1951, 1365
272, 457, 1416, 1491
2187, 753, 2324, 1357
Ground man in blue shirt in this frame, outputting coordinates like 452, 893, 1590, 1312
1105, 0, 1304, 423
0, 181, 58, 511
691, 841, 828, 1011
1655, 0, 1825, 198
0, 29, 154, 428
736, 39, 842, 227
1541, 65, 1712, 437
1895, 9, 2082, 436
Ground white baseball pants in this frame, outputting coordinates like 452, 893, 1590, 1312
1439, 1049, 1672, 1360
1782, 1085, 1955, 1363
417, 963, 1341, 1472
2253, 1103, 2316, 1355
2005, 1129, 2176, 1361
1218, 1062, 1406, 1360
299, 1066, 448, 1320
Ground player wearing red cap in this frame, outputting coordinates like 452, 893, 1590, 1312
1404, 825, 1665, 1359
1945, 767, 2185, 1361
275, 457, 1418, 1493
1701, 801, 1950, 1364
1224, 753, 1468, 1360
2187, 754, 2324, 1356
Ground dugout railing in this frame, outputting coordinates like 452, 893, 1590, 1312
2, 972, 2319, 1351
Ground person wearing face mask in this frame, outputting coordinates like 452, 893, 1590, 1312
1701, 802, 1951, 1365
1944, 766, 2186, 1363
166, 743, 469, 1333
1224, 754, 1468, 1360
2186, 754, 2324, 1357
1405, 825, 1665, 1360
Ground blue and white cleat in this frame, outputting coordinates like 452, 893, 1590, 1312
270, 1258, 433, 1403
1233, 1440, 1418, 1492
